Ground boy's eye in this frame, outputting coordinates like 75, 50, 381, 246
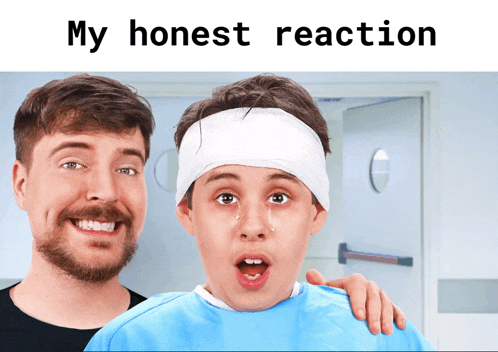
216, 193, 239, 205
268, 193, 289, 204
62, 162, 83, 169
118, 168, 136, 175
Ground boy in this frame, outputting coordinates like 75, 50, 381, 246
86, 74, 433, 350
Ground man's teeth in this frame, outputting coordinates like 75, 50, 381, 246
77, 220, 115, 232
244, 259, 263, 265
244, 273, 261, 280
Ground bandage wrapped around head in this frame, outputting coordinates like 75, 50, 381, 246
175, 108, 330, 212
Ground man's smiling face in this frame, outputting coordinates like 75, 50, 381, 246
177, 164, 327, 312
13, 129, 147, 282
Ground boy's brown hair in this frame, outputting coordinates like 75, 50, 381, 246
174, 74, 330, 155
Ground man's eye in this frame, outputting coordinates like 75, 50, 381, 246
216, 193, 239, 205
118, 168, 136, 175
268, 193, 289, 204
62, 162, 82, 169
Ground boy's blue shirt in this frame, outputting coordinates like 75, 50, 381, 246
85, 283, 434, 351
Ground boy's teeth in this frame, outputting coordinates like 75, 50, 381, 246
244, 273, 261, 280
76, 220, 115, 232
244, 258, 263, 265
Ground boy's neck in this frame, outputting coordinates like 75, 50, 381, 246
196, 282, 301, 312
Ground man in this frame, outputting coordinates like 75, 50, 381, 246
86, 74, 431, 350
1, 75, 153, 351
1, 74, 404, 351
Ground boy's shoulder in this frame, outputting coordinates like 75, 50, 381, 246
299, 282, 353, 311
302, 282, 350, 299
298, 283, 434, 351
110, 292, 193, 329
297, 283, 365, 325
85, 291, 193, 350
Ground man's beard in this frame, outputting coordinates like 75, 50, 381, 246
36, 204, 138, 284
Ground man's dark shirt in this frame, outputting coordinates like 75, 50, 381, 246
0, 283, 146, 351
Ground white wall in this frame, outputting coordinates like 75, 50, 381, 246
0, 73, 68, 278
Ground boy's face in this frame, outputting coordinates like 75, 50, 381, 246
13, 129, 147, 282
177, 164, 327, 311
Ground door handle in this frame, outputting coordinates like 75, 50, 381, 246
338, 242, 413, 266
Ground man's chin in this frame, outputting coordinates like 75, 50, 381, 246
37, 239, 137, 284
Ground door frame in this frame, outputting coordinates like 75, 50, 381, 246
130, 80, 441, 346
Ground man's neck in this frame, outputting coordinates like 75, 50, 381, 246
9, 253, 131, 329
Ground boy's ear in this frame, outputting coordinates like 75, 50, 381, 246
176, 197, 195, 236
311, 202, 328, 235
12, 160, 28, 211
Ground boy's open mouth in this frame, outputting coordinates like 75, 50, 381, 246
236, 257, 270, 281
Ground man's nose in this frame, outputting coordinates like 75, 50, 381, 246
85, 168, 119, 203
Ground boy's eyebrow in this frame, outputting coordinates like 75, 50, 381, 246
267, 172, 300, 183
49, 142, 91, 158
204, 172, 240, 185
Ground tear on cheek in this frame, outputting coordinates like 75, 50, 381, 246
267, 206, 275, 232
236, 202, 241, 220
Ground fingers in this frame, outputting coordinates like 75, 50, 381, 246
393, 303, 406, 330
365, 281, 382, 334
305, 269, 327, 285
379, 289, 394, 335
342, 274, 367, 321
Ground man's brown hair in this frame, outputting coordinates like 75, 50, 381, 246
14, 74, 155, 168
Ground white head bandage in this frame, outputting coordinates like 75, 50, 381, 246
176, 108, 330, 211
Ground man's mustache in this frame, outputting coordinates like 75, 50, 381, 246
56, 205, 133, 229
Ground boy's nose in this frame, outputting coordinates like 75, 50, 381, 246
238, 202, 271, 241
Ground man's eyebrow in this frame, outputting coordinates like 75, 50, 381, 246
121, 148, 145, 165
267, 172, 300, 183
48, 143, 145, 165
204, 172, 240, 185
49, 142, 91, 158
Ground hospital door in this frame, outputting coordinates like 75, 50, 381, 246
340, 98, 424, 332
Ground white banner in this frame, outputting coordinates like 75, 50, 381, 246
0, 0, 494, 71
